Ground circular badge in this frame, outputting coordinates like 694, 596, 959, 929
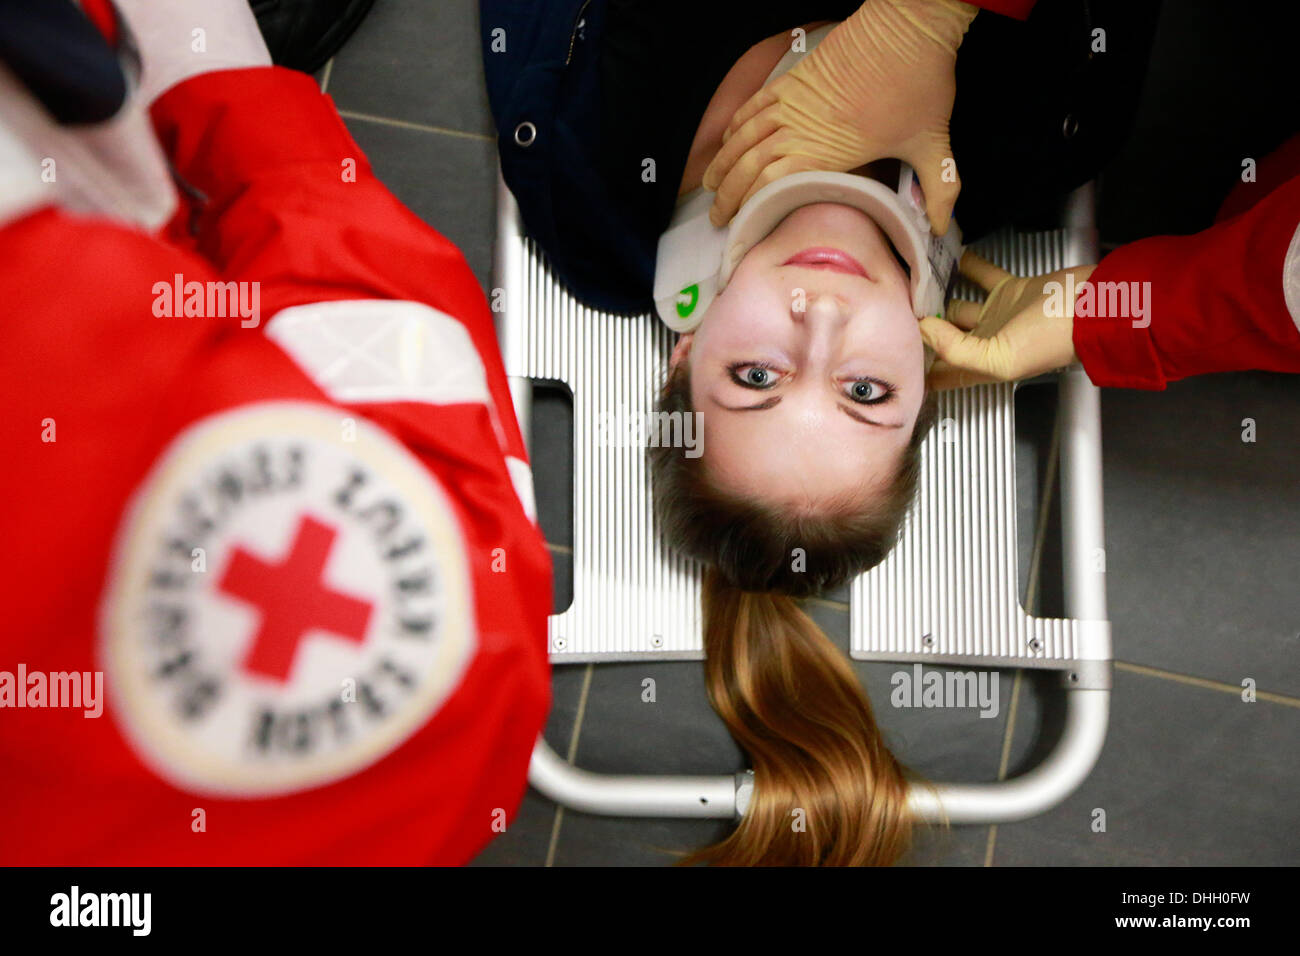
100, 402, 475, 796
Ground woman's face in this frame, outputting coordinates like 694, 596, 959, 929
671, 202, 926, 511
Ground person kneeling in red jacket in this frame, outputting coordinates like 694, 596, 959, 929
0, 0, 550, 865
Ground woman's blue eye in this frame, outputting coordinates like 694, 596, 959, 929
729, 364, 779, 388
845, 380, 893, 405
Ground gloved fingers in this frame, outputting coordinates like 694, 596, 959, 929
957, 249, 1012, 293
720, 85, 780, 147
902, 137, 962, 236
707, 133, 807, 227
918, 316, 1018, 382
942, 298, 983, 331
731, 153, 818, 221
703, 100, 783, 193
707, 149, 769, 227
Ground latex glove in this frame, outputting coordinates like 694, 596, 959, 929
702, 0, 979, 230
920, 251, 1098, 390
113, 0, 271, 106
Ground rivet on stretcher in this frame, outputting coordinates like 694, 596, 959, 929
650, 634, 663, 648
922, 633, 934, 647
553, 635, 567, 651
1028, 637, 1043, 653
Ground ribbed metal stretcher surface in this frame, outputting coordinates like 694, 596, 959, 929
494, 175, 1112, 824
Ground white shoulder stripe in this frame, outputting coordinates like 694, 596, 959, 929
267, 299, 534, 517
266, 299, 492, 408
506, 456, 538, 524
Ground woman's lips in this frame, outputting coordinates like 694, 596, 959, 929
783, 247, 870, 278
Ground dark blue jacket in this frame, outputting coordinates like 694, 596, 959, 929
481, 0, 650, 314
479, 0, 866, 314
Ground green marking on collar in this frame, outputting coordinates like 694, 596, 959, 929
676, 284, 699, 319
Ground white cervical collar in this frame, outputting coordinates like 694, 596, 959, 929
653, 24, 963, 333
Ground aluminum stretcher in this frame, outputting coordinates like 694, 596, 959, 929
494, 173, 1111, 826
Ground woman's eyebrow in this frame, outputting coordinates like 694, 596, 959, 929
709, 395, 782, 412
838, 404, 904, 428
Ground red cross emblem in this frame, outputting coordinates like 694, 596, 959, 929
218, 514, 374, 683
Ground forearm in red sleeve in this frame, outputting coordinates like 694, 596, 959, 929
149, 65, 527, 462
1071, 174, 1300, 389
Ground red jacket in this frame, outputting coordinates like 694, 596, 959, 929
969, 0, 1036, 19
0, 68, 551, 864
1073, 134, 1300, 389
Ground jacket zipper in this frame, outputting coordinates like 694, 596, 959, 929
565, 0, 594, 65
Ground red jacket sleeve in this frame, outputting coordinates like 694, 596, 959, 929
965, 0, 1037, 20
149, 67, 530, 465
1072, 165, 1300, 390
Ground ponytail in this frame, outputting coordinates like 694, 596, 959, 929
651, 367, 940, 865
678, 570, 914, 866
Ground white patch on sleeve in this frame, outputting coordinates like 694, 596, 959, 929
1285, 220, 1300, 336
99, 402, 476, 797
506, 456, 538, 524
267, 299, 493, 408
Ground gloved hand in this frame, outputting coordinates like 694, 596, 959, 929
920, 251, 1097, 390
702, 0, 980, 230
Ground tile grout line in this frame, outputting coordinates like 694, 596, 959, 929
544, 662, 595, 867
544, 807, 565, 869
1114, 660, 1300, 707
979, 659, 1300, 863
318, 57, 335, 94
804, 600, 1300, 696
335, 108, 494, 142
1023, 407, 1062, 620
1037, 399, 1297, 706
987, 399, 1062, 866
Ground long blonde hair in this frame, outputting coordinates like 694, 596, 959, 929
651, 365, 938, 866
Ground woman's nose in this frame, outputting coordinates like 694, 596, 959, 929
793, 292, 848, 327
791, 292, 847, 369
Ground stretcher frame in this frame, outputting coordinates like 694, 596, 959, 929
494, 172, 1111, 826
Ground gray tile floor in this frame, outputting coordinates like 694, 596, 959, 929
321, 0, 1299, 866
